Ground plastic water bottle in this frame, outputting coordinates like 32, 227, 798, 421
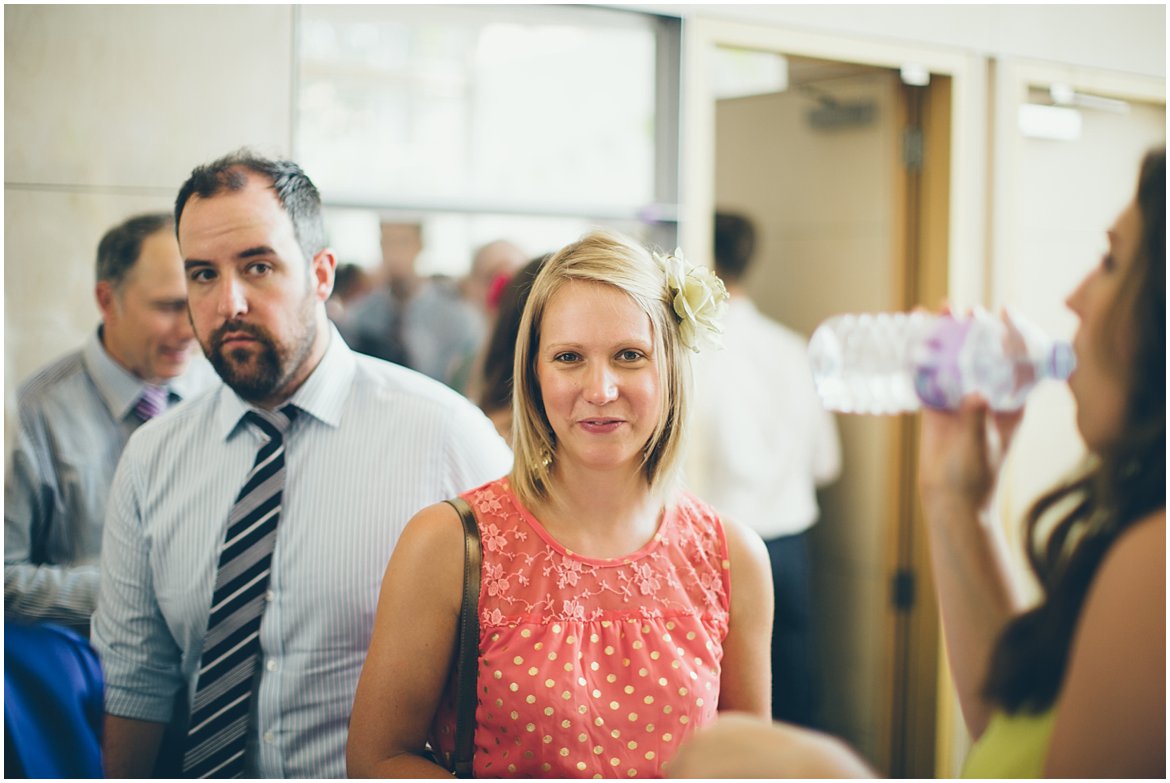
807, 309, 1076, 414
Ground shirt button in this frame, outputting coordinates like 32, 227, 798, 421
265, 590, 275, 602
263, 730, 275, 744
266, 659, 279, 672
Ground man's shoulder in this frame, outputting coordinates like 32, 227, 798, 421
350, 352, 475, 410
735, 305, 808, 351
348, 354, 507, 461
16, 348, 90, 411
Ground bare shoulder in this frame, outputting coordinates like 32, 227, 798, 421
1093, 509, 1166, 596
719, 516, 769, 566
389, 501, 467, 580
1079, 508, 1164, 628
1111, 508, 1165, 558
1046, 508, 1165, 776
370, 500, 472, 630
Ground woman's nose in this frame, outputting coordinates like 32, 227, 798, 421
583, 364, 618, 405
1065, 269, 1090, 316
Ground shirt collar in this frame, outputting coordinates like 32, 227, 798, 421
84, 328, 217, 420
82, 328, 154, 421
215, 323, 356, 442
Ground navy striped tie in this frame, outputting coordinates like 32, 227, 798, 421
182, 406, 297, 778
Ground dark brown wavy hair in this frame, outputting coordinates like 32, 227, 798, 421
984, 147, 1166, 713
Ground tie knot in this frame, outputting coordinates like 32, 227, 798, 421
243, 404, 298, 440
134, 385, 168, 422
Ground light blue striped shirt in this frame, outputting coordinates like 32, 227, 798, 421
5, 329, 215, 631
92, 327, 512, 778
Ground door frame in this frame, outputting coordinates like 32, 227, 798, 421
681, 16, 986, 309
989, 58, 1166, 310
681, 16, 984, 777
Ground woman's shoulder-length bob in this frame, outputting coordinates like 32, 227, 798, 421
509, 229, 693, 509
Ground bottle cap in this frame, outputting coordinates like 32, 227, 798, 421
1049, 341, 1077, 380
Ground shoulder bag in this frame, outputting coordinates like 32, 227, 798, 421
440, 496, 481, 778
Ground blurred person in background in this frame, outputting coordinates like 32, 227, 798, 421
326, 261, 373, 324
469, 254, 547, 444
463, 238, 528, 318
342, 220, 481, 391
688, 211, 841, 726
5, 212, 214, 635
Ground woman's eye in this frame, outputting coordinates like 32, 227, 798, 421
554, 352, 580, 363
619, 350, 644, 361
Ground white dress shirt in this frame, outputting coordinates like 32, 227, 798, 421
688, 296, 841, 539
92, 326, 512, 778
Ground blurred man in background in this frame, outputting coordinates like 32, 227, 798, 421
342, 220, 481, 390
5, 212, 214, 634
689, 211, 842, 726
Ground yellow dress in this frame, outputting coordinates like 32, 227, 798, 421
962, 708, 1056, 778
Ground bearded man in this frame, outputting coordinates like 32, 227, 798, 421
92, 150, 511, 778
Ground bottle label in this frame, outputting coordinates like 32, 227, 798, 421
913, 316, 973, 410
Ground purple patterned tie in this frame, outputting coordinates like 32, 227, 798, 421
133, 385, 168, 423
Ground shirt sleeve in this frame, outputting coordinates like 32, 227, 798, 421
4, 401, 100, 629
91, 443, 185, 723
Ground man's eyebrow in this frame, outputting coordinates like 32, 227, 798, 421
238, 245, 276, 259
183, 246, 276, 266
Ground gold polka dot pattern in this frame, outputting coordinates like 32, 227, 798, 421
429, 479, 731, 778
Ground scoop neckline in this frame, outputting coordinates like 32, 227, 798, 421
500, 480, 673, 567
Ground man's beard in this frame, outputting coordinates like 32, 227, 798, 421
206, 313, 316, 404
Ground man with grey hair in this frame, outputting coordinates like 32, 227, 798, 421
5, 212, 214, 633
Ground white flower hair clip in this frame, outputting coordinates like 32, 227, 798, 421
653, 247, 729, 353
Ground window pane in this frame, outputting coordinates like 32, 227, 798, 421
297, 5, 659, 215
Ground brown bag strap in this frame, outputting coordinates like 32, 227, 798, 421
443, 497, 480, 778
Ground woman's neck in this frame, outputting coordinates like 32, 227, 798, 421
532, 463, 662, 559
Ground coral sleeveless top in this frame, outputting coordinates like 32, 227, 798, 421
431, 478, 731, 778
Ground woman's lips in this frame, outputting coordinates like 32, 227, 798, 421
578, 418, 623, 434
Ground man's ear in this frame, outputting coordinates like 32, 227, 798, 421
95, 280, 118, 322
311, 248, 338, 302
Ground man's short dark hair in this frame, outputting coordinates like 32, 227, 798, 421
96, 212, 174, 289
174, 148, 327, 262
713, 212, 757, 283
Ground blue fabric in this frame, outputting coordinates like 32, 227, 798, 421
4, 620, 104, 778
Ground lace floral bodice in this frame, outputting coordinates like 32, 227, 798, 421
431, 478, 730, 778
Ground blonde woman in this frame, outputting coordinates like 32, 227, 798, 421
348, 230, 772, 777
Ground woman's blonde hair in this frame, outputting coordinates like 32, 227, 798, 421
509, 229, 692, 509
